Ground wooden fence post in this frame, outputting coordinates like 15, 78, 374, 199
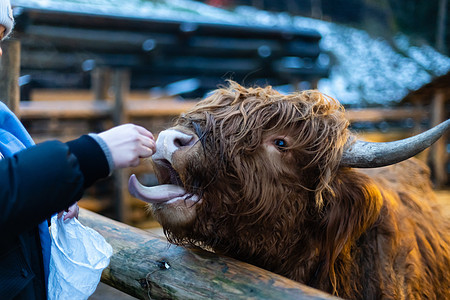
112, 69, 131, 222
430, 89, 448, 187
92, 67, 111, 101
0, 40, 21, 114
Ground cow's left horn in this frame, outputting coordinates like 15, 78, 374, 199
340, 119, 450, 168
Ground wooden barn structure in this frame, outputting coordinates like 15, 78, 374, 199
11, 0, 328, 100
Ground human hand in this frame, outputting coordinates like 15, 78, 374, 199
98, 124, 156, 169
57, 202, 79, 221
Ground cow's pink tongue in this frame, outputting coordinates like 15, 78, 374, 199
128, 174, 186, 204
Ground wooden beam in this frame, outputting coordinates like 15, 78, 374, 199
78, 208, 339, 300
19, 100, 112, 119
430, 89, 448, 187
20, 9, 322, 41
112, 69, 131, 223
111, 69, 130, 124
92, 67, 112, 101
19, 100, 430, 123
345, 107, 428, 123
0, 40, 21, 114
21, 25, 321, 58
127, 99, 197, 117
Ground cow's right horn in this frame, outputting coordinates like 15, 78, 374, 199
340, 119, 450, 168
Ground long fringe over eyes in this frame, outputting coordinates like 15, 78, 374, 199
183, 81, 350, 208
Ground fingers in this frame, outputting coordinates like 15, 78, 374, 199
132, 125, 156, 159
99, 123, 157, 169
64, 207, 79, 220
138, 145, 154, 158
58, 203, 80, 221
135, 125, 154, 140
140, 137, 156, 157
139, 136, 156, 156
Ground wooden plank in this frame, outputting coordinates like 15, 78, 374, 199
31, 89, 95, 101
22, 25, 177, 51
78, 208, 339, 300
92, 67, 112, 101
345, 107, 429, 123
0, 40, 21, 114
126, 99, 198, 117
19, 101, 428, 122
430, 90, 448, 187
112, 69, 129, 125
29, 89, 158, 101
112, 69, 131, 223
19, 100, 112, 119
21, 9, 322, 41
21, 25, 320, 58
19, 99, 197, 119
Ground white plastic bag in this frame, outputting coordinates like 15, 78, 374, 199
48, 214, 113, 300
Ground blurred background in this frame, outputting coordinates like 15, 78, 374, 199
1, 1, 448, 298
1, 0, 448, 227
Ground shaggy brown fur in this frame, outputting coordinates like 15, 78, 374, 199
151, 81, 450, 299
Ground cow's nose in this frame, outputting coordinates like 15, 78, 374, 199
153, 129, 197, 164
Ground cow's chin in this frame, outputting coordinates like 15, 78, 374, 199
128, 174, 200, 228
150, 198, 199, 230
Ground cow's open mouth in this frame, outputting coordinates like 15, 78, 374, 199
128, 160, 199, 205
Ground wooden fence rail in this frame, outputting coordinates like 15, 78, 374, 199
79, 208, 340, 300
18, 98, 200, 119
18, 99, 430, 123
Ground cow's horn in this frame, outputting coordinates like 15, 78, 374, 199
340, 119, 450, 168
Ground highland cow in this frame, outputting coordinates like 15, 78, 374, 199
129, 81, 450, 299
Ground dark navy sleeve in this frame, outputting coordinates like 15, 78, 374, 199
66, 135, 110, 188
0, 137, 110, 238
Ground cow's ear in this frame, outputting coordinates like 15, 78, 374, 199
316, 170, 383, 294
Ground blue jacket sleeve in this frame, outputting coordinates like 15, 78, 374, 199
0, 136, 109, 238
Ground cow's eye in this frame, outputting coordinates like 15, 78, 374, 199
274, 139, 288, 151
